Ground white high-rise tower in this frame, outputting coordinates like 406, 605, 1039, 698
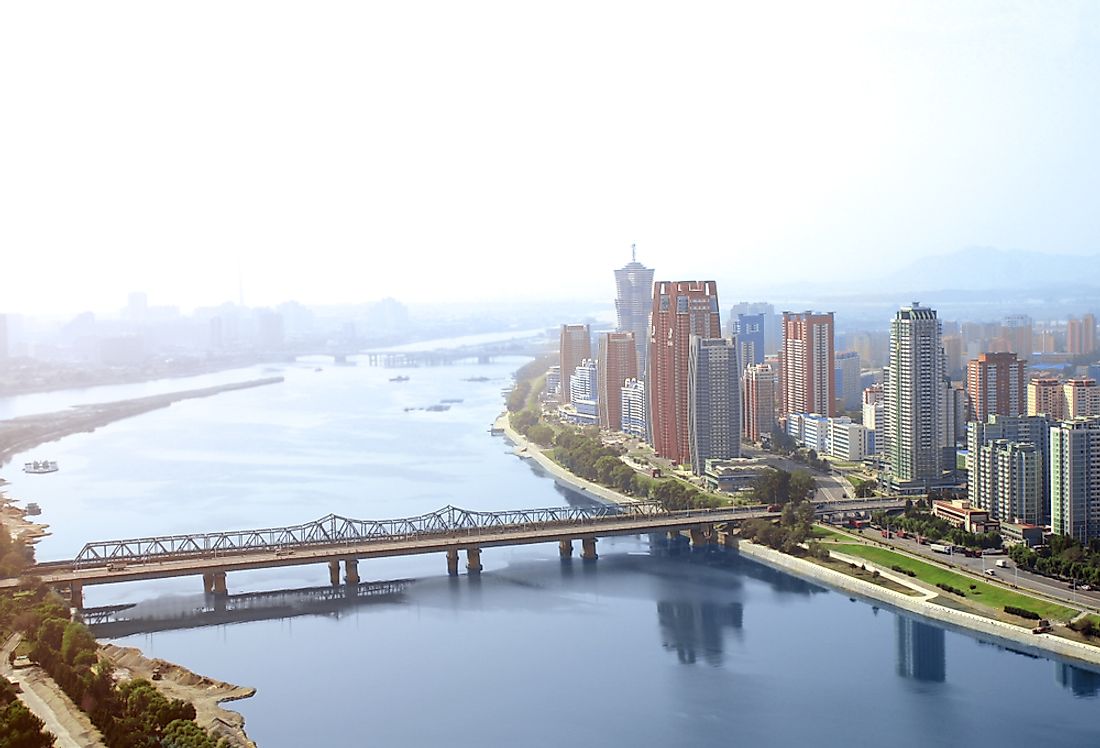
887, 303, 948, 492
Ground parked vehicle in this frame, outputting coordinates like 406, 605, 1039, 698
1032, 619, 1052, 634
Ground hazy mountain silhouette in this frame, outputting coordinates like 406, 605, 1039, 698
881, 246, 1100, 292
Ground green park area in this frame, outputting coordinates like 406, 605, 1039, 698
831, 543, 1077, 622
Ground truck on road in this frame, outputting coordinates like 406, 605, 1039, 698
930, 543, 952, 554
995, 559, 1011, 568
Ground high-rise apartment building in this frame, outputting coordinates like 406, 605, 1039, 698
941, 334, 963, 378
965, 352, 1026, 423
1051, 417, 1100, 543
559, 324, 591, 404
729, 302, 780, 355
1028, 378, 1065, 419
621, 379, 647, 439
1064, 378, 1100, 418
863, 384, 885, 455
835, 351, 861, 411
967, 414, 1051, 525
597, 332, 638, 431
613, 247, 655, 375
780, 311, 835, 417
567, 359, 599, 426
1002, 314, 1033, 356
733, 313, 765, 367
887, 303, 947, 491
1067, 314, 1097, 356
649, 280, 722, 465
743, 362, 778, 443
687, 336, 741, 475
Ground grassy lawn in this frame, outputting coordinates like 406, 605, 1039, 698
832, 543, 1078, 622
810, 524, 849, 540
810, 554, 922, 596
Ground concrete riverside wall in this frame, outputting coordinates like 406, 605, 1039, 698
737, 540, 1100, 669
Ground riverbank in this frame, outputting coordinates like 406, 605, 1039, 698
498, 409, 1100, 669
101, 644, 256, 748
0, 377, 284, 468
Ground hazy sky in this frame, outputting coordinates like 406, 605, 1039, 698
3, 1, 1099, 315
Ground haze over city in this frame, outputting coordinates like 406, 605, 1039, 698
3, 1, 1100, 315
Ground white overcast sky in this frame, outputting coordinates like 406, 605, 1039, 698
2, 1, 1098, 315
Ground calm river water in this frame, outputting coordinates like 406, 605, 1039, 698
2, 356, 1099, 746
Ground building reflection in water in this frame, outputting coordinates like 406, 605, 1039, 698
895, 616, 946, 683
1056, 662, 1100, 698
657, 600, 743, 666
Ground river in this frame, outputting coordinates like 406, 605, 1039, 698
1, 356, 1098, 746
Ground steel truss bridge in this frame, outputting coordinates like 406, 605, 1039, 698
71, 502, 664, 568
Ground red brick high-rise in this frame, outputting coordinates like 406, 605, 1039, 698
648, 280, 721, 465
779, 311, 835, 417
965, 352, 1026, 423
559, 324, 591, 404
597, 332, 638, 431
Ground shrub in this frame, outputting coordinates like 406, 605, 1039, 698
1004, 605, 1040, 620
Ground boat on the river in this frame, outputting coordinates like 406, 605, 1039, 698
390, 375, 410, 382
23, 460, 59, 474
25, 502, 41, 515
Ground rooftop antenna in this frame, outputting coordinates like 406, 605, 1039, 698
631, 243, 636, 263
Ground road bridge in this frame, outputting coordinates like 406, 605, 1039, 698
16, 497, 905, 608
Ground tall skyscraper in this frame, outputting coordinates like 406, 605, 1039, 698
743, 362, 778, 443
733, 313, 765, 367
1051, 417, 1100, 543
614, 246, 655, 376
687, 336, 741, 475
597, 332, 638, 431
1028, 377, 1065, 419
887, 303, 947, 491
835, 351, 861, 411
649, 280, 721, 465
965, 352, 1026, 423
559, 324, 591, 404
729, 302, 780, 355
780, 311, 835, 417
621, 379, 647, 439
1064, 378, 1100, 418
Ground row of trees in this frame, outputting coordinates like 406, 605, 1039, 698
6, 587, 227, 748
740, 501, 825, 557
551, 430, 720, 511
1008, 535, 1100, 587
0, 674, 55, 747
749, 468, 816, 506
0, 520, 35, 578
871, 509, 1003, 549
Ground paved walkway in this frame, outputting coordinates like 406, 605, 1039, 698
1, 633, 105, 748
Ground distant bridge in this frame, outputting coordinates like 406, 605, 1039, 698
16, 497, 904, 607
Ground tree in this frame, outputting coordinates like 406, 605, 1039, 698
594, 456, 620, 486
0, 700, 56, 747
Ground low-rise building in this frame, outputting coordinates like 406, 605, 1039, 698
932, 499, 999, 534
1000, 522, 1045, 548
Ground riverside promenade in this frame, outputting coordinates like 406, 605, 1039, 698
495, 412, 1100, 669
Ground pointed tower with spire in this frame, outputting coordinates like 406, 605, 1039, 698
613, 244, 655, 376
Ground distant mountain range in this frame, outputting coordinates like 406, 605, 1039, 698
880, 246, 1100, 292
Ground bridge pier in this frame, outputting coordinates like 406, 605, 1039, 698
559, 539, 573, 558
70, 582, 83, 610
202, 573, 214, 594
466, 548, 482, 574
212, 572, 228, 596
345, 559, 360, 585
689, 525, 712, 549
667, 529, 681, 542
581, 537, 598, 561
446, 549, 460, 576
329, 560, 341, 586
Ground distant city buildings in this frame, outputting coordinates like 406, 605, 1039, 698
733, 313, 766, 367
613, 247, 655, 376
887, 303, 948, 492
780, 311, 835, 418
597, 332, 638, 431
687, 336, 741, 475
728, 302, 780, 356
835, 350, 861, 412
966, 352, 1026, 423
1067, 314, 1097, 356
649, 281, 722, 466
559, 324, 591, 405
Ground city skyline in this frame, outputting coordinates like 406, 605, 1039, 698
4, 3, 1100, 315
